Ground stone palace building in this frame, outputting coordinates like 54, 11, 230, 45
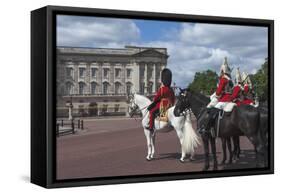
56, 46, 168, 117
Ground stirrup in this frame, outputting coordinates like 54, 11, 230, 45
145, 125, 154, 131
198, 128, 206, 134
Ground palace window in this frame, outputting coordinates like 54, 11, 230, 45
115, 68, 121, 78
103, 68, 109, 78
66, 67, 73, 78
65, 82, 74, 95
91, 82, 97, 95
103, 82, 109, 95
79, 67, 86, 78
126, 69, 132, 78
91, 68, 98, 78
126, 82, 132, 94
115, 82, 121, 94
79, 82, 86, 95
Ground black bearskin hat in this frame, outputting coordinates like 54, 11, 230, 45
161, 68, 172, 87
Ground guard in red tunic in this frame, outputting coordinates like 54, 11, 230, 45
202, 57, 233, 134
231, 68, 244, 106
146, 68, 175, 131
241, 72, 255, 105
208, 57, 233, 109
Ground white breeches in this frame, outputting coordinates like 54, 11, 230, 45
207, 93, 228, 110
207, 93, 218, 108
214, 102, 228, 110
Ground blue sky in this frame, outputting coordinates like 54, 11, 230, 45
134, 20, 181, 42
57, 15, 268, 87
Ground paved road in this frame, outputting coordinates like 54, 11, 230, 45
57, 118, 257, 180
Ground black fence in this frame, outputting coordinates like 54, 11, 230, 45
56, 119, 84, 137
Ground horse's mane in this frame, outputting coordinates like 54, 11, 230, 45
188, 90, 209, 106
135, 93, 151, 105
180, 89, 209, 117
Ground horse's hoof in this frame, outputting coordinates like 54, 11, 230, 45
180, 159, 185, 163
146, 157, 152, 161
202, 166, 209, 171
189, 156, 195, 161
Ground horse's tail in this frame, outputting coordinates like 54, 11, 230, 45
182, 117, 200, 154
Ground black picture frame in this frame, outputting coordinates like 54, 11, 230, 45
31, 5, 274, 188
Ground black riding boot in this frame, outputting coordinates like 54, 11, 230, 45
198, 108, 219, 134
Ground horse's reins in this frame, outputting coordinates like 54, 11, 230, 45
129, 102, 149, 122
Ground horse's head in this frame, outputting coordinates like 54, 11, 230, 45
127, 93, 139, 117
174, 88, 191, 117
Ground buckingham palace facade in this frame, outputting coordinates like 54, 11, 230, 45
56, 45, 168, 117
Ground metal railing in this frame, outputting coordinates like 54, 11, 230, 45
56, 119, 84, 137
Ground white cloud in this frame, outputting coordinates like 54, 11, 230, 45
141, 23, 268, 87
57, 15, 140, 47
57, 17, 268, 87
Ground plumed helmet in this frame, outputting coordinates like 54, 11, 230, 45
247, 75, 253, 88
242, 72, 247, 81
235, 68, 242, 84
242, 72, 252, 88
161, 68, 172, 87
220, 57, 231, 75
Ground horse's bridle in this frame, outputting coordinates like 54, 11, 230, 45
177, 91, 192, 117
179, 106, 192, 117
128, 98, 139, 118
128, 96, 148, 117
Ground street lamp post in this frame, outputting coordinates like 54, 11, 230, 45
68, 95, 73, 121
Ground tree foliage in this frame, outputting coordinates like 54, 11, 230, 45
250, 58, 268, 102
188, 70, 218, 96
187, 58, 268, 102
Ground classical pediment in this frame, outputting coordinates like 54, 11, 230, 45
133, 49, 168, 58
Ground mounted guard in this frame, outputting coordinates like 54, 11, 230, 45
241, 72, 258, 106
198, 57, 234, 134
146, 68, 175, 132
231, 67, 244, 106
207, 57, 233, 109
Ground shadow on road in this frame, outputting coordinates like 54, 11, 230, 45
156, 152, 208, 163
222, 149, 257, 170
156, 149, 258, 170
156, 153, 181, 160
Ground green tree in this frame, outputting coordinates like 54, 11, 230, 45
188, 70, 218, 96
251, 58, 268, 102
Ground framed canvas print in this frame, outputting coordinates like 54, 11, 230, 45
31, 5, 274, 188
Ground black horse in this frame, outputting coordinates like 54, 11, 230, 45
174, 88, 268, 170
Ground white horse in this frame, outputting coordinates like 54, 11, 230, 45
128, 93, 200, 162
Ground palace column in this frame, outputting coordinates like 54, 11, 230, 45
144, 64, 148, 94
153, 63, 156, 93
131, 61, 140, 93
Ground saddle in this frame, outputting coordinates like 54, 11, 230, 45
211, 107, 234, 137
155, 111, 169, 122
155, 97, 172, 123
